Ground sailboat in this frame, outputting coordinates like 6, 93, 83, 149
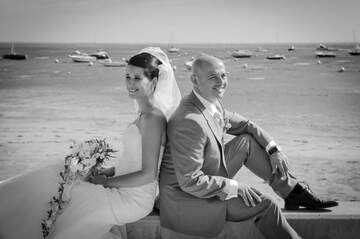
168, 46, 180, 53
288, 45, 295, 51
167, 32, 180, 53
2, 43, 27, 60
266, 32, 285, 60
349, 44, 360, 56
348, 30, 360, 55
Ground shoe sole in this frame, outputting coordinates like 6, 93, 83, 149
285, 203, 339, 210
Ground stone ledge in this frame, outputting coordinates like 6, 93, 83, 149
123, 201, 360, 239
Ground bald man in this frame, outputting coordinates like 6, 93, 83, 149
159, 55, 336, 238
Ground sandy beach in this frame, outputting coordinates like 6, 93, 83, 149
0, 43, 359, 202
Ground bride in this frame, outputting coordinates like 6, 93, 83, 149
0, 47, 181, 239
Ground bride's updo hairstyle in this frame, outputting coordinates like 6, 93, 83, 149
128, 52, 161, 81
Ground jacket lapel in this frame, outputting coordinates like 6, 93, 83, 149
188, 92, 224, 146
186, 92, 229, 175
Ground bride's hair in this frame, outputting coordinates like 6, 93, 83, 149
128, 52, 161, 81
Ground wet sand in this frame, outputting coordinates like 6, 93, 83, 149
0, 43, 359, 201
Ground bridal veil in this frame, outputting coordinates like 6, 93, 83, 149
136, 47, 181, 120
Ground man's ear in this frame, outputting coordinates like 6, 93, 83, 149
190, 74, 198, 86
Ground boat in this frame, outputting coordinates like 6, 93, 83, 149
288, 45, 295, 51
266, 54, 286, 60
184, 57, 195, 71
70, 50, 82, 55
231, 50, 253, 58
255, 47, 268, 53
168, 46, 180, 53
2, 53, 27, 60
316, 44, 338, 51
315, 51, 336, 57
69, 54, 97, 63
68, 50, 96, 62
2, 43, 27, 60
167, 32, 180, 53
338, 66, 345, 72
317, 44, 329, 50
349, 44, 360, 56
90, 49, 110, 60
103, 59, 127, 67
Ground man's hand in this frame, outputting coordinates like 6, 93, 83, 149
269, 151, 289, 179
237, 183, 262, 207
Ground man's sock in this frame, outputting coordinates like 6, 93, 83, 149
290, 183, 303, 194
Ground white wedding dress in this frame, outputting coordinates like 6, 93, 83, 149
0, 123, 162, 239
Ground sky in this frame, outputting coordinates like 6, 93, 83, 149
0, 0, 359, 43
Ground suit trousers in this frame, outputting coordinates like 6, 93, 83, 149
224, 134, 300, 239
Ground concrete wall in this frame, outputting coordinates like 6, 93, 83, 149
121, 202, 360, 239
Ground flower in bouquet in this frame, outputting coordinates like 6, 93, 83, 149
223, 116, 232, 132
41, 138, 116, 238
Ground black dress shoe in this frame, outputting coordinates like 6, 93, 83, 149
285, 182, 339, 210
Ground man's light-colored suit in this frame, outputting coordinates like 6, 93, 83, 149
159, 92, 298, 238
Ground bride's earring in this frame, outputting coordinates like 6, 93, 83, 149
152, 77, 158, 94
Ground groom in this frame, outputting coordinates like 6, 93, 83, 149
159, 54, 337, 238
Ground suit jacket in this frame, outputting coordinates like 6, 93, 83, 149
159, 91, 273, 237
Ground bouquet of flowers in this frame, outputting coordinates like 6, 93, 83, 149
41, 139, 116, 238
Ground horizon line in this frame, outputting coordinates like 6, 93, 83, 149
0, 41, 358, 45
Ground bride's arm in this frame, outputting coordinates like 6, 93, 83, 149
90, 111, 166, 188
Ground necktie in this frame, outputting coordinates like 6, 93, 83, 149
214, 100, 224, 127
213, 110, 225, 146
213, 111, 224, 128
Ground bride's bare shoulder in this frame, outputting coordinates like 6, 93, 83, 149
140, 108, 166, 129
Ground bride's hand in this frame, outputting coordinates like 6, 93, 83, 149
88, 174, 107, 186
97, 167, 115, 177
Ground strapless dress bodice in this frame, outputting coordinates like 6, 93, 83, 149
114, 123, 163, 182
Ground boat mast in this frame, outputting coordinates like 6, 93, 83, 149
11, 42, 14, 54
353, 30, 359, 48
169, 32, 174, 48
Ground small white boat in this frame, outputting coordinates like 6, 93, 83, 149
184, 57, 195, 71
168, 46, 180, 53
69, 54, 97, 63
316, 51, 336, 57
70, 50, 82, 55
266, 54, 286, 60
231, 50, 253, 58
90, 50, 110, 59
103, 59, 127, 67
103, 61, 127, 67
255, 47, 268, 53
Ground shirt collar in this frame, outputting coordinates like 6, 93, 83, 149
193, 90, 219, 116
